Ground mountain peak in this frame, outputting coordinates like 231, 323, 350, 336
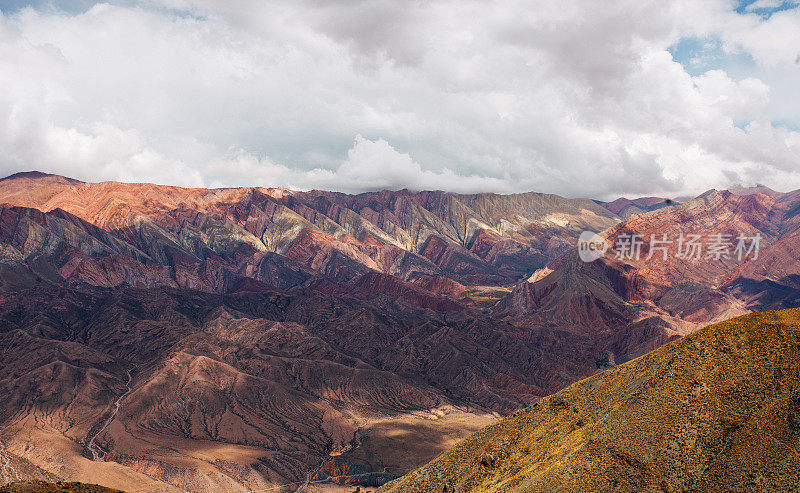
728, 183, 781, 197
0, 171, 83, 184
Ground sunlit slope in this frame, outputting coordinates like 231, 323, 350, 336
381, 308, 800, 493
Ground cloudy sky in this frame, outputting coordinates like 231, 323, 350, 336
0, 0, 799, 199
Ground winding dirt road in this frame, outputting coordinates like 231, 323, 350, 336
87, 370, 133, 462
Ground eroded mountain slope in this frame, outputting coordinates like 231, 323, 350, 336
0, 173, 619, 288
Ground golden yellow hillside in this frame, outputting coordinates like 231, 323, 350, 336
380, 308, 800, 493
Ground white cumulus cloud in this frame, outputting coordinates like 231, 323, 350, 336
0, 0, 798, 199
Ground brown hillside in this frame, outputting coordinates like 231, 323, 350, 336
380, 308, 800, 493
0, 481, 123, 493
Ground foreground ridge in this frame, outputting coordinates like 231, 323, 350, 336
380, 308, 800, 492
0, 481, 124, 493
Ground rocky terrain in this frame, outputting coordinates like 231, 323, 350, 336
0, 172, 798, 491
380, 308, 800, 492
0, 481, 124, 493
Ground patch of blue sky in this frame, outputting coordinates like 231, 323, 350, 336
668, 36, 757, 78
0, 0, 105, 14
733, 118, 798, 132
0, 1, 208, 22
770, 119, 800, 131
670, 33, 800, 133
735, 0, 799, 17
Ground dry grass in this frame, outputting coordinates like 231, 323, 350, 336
338, 412, 498, 477
381, 308, 800, 492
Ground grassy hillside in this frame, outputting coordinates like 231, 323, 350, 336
380, 308, 800, 492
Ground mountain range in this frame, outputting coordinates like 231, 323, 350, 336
0, 171, 797, 491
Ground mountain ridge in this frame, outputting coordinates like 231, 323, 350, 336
379, 307, 800, 492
